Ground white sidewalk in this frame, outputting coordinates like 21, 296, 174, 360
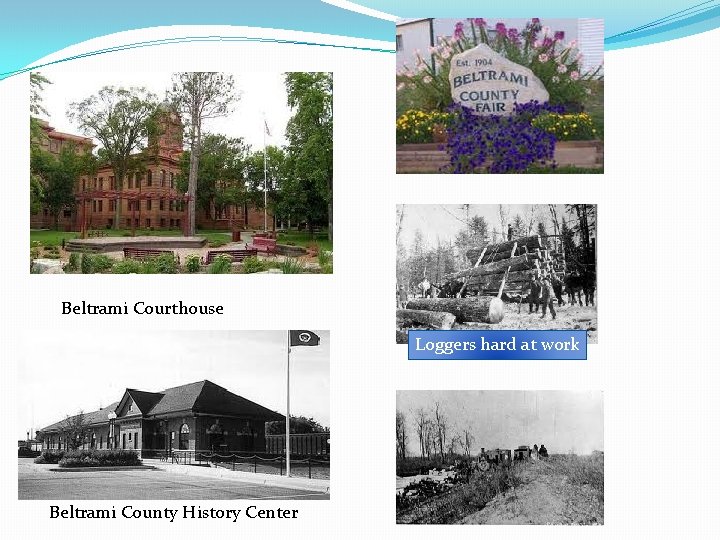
144, 459, 330, 494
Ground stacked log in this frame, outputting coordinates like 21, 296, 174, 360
448, 235, 567, 298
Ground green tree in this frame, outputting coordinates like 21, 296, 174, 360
177, 134, 250, 222
68, 86, 159, 228
168, 73, 238, 235
244, 145, 286, 229
30, 72, 51, 214
31, 144, 96, 229
282, 72, 333, 239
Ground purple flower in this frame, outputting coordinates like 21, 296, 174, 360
454, 22, 464, 38
532, 18, 541, 24
508, 28, 519, 41
473, 18, 487, 27
495, 22, 507, 36
554, 30, 565, 41
443, 101, 562, 174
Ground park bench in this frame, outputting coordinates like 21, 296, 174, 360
123, 247, 179, 263
246, 236, 277, 256
205, 249, 258, 265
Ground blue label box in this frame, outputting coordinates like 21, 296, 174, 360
408, 330, 587, 360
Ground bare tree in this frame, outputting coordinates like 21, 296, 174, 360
168, 73, 237, 235
434, 401, 447, 462
413, 408, 429, 459
396, 411, 408, 460
524, 205, 537, 237
498, 205, 508, 241
61, 411, 89, 451
396, 204, 405, 245
459, 427, 475, 457
447, 432, 461, 457
548, 204, 561, 251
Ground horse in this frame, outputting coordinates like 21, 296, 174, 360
564, 270, 595, 306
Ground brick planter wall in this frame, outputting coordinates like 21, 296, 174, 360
396, 140, 603, 173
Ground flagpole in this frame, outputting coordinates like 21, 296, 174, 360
263, 117, 268, 232
286, 330, 291, 477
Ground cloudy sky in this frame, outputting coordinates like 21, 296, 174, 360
19, 330, 330, 438
37, 71, 292, 152
397, 390, 603, 456
397, 204, 582, 250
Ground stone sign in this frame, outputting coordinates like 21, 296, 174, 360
449, 43, 549, 115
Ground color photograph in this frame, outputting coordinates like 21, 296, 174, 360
30, 71, 333, 274
396, 18, 604, 173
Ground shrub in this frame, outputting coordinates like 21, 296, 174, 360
242, 256, 268, 274
318, 250, 333, 274
531, 112, 599, 140
208, 254, 233, 274
280, 257, 305, 274
81, 253, 115, 274
112, 254, 178, 274
396, 110, 452, 144
112, 259, 144, 274
149, 253, 178, 274
34, 450, 65, 464
58, 449, 141, 468
397, 464, 520, 524
18, 447, 40, 458
30, 241, 43, 266
185, 255, 201, 273
67, 253, 80, 272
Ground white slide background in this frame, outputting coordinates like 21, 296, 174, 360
0, 22, 719, 539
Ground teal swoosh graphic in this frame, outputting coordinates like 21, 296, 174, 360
606, 2, 720, 47
0, 35, 394, 80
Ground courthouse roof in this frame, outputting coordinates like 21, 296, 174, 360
39, 380, 282, 432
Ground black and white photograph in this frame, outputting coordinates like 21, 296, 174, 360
396, 204, 597, 343
396, 390, 604, 525
18, 330, 330, 500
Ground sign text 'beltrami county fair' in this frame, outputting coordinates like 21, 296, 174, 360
449, 43, 549, 115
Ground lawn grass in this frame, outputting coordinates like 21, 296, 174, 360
276, 230, 332, 252
30, 229, 231, 247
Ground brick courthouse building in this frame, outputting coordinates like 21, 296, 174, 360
30, 107, 268, 232
37, 380, 283, 456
